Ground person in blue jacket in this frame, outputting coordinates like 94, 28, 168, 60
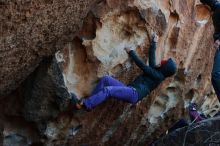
72, 34, 177, 110
200, 0, 220, 101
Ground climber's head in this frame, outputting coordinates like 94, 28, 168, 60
158, 58, 177, 77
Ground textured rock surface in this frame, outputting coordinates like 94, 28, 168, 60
62, 0, 220, 145
23, 56, 70, 122
153, 117, 220, 146
0, 0, 103, 96
1, 0, 220, 146
22, 56, 70, 130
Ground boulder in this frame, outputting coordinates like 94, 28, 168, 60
153, 117, 220, 146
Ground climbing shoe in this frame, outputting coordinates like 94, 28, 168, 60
70, 92, 81, 108
70, 92, 88, 113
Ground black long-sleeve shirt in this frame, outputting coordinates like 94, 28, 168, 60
128, 42, 165, 100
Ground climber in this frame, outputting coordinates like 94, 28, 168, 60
168, 102, 206, 133
71, 33, 177, 111
200, 0, 220, 101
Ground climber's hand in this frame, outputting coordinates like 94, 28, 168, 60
214, 40, 220, 50
152, 32, 159, 43
125, 48, 132, 53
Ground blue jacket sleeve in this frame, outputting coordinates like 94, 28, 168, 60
129, 50, 164, 80
149, 41, 157, 68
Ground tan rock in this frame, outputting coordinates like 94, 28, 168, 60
1, 0, 220, 145
62, 0, 220, 145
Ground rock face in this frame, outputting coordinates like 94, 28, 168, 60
0, 0, 102, 96
1, 0, 220, 146
23, 56, 70, 125
152, 117, 220, 146
61, 0, 220, 145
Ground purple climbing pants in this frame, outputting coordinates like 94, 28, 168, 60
83, 75, 139, 110
189, 110, 205, 122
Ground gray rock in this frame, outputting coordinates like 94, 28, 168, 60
152, 117, 220, 146
22, 56, 70, 125
3, 134, 28, 146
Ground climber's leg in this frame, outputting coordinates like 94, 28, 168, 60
211, 1, 220, 41
189, 102, 206, 122
91, 75, 125, 95
212, 49, 220, 101
83, 86, 139, 110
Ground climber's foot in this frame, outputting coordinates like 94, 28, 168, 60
70, 92, 88, 114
